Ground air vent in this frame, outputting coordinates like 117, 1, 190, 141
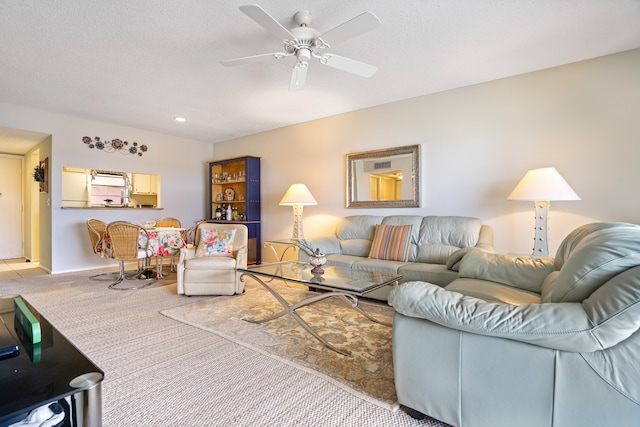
374, 161, 391, 170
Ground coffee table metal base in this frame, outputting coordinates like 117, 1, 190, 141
240, 272, 390, 356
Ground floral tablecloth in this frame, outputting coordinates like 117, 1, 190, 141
141, 227, 187, 256
101, 227, 187, 259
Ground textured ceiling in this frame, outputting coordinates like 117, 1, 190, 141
1, 0, 640, 153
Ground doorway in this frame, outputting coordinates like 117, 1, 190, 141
0, 126, 50, 263
0, 155, 23, 258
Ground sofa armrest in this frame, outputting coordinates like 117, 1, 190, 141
234, 247, 247, 269
388, 281, 610, 353
177, 247, 196, 294
458, 250, 554, 293
475, 224, 494, 252
179, 246, 196, 264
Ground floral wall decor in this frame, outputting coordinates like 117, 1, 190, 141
82, 136, 148, 156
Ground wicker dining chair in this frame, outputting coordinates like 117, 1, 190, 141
155, 217, 182, 271
86, 218, 120, 281
155, 217, 181, 228
87, 218, 106, 254
105, 221, 156, 290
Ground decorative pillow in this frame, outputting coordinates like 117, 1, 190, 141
368, 224, 413, 262
195, 228, 235, 257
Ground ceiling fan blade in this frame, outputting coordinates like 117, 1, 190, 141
240, 4, 296, 41
320, 54, 377, 78
221, 52, 289, 67
289, 63, 308, 91
317, 11, 381, 47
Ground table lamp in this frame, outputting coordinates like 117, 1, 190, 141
279, 184, 317, 241
507, 167, 580, 257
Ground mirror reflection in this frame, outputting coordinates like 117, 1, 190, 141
62, 166, 161, 208
346, 145, 420, 208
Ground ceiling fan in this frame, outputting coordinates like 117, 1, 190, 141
221, 4, 381, 91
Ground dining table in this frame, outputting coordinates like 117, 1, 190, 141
101, 226, 188, 278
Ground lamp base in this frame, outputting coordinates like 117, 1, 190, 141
532, 200, 550, 257
291, 204, 304, 241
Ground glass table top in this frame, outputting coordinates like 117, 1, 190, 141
239, 261, 401, 295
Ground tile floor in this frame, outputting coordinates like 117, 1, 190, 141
0, 258, 49, 280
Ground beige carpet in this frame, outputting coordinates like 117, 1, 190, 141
0, 271, 451, 426
161, 281, 398, 411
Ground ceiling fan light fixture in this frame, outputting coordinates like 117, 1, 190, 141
296, 48, 311, 63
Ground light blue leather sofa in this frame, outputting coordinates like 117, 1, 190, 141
299, 215, 494, 301
389, 222, 640, 427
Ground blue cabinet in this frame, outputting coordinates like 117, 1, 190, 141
208, 156, 261, 264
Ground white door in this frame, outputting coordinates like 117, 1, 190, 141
0, 156, 23, 259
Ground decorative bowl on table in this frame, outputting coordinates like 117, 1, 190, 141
309, 248, 327, 274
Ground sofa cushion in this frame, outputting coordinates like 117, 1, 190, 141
351, 258, 406, 274
543, 222, 640, 302
326, 254, 368, 269
185, 255, 237, 270
397, 263, 458, 287
445, 278, 541, 305
340, 239, 374, 257
301, 235, 341, 256
336, 215, 382, 240
416, 217, 482, 263
336, 215, 383, 256
368, 224, 413, 261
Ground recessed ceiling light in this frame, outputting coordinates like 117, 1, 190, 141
175, 117, 186, 122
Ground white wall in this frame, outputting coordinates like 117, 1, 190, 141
211, 49, 640, 256
1, 48, 638, 272
0, 103, 212, 273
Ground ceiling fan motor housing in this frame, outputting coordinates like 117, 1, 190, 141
287, 26, 321, 53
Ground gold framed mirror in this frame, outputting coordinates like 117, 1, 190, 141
346, 144, 420, 208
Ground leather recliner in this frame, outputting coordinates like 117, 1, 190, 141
177, 222, 247, 296
389, 222, 640, 427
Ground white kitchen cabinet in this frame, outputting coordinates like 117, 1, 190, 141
133, 173, 158, 194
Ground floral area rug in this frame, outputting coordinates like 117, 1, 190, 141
160, 280, 398, 411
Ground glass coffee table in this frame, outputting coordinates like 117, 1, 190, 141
239, 261, 401, 356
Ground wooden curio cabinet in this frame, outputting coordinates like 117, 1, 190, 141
207, 156, 261, 264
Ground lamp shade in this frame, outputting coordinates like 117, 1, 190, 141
279, 184, 317, 206
507, 167, 580, 201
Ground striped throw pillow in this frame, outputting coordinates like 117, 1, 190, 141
368, 224, 413, 262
